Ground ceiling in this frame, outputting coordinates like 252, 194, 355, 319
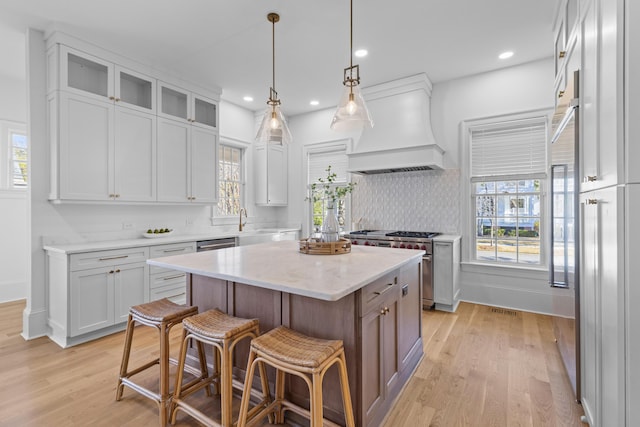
0, 0, 559, 117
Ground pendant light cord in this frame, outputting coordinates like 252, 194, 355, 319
350, 0, 353, 71
272, 16, 276, 93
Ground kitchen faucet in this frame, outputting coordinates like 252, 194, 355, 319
239, 207, 248, 231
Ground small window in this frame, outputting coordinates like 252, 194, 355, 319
11, 131, 28, 188
217, 145, 243, 216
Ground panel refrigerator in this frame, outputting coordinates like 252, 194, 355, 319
550, 70, 580, 400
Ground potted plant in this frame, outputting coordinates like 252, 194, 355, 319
308, 166, 356, 242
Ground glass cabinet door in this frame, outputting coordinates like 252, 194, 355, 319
115, 66, 155, 113
61, 46, 113, 101
192, 95, 217, 129
158, 82, 190, 123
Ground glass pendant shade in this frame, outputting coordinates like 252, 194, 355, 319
256, 104, 292, 145
330, 84, 373, 131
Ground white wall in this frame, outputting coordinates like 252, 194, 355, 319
0, 21, 28, 303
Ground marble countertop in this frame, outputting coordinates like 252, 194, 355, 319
147, 240, 424, 301
43, 229, 300, 254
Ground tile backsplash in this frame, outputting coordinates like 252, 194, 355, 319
351, 169, 460, 234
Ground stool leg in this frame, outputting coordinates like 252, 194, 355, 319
337, 352, 355, 427
159, 321, 170, 427
116, 314, 135, 401
237, 349, 259, 427
196, 340, 211, 397
275, 369, 286, 424
221, 339, 233, 427
257, 360, 274, 424
311, 371, 324, 427
170, 329, 190, 425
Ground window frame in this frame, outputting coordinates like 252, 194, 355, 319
0, 120, 27, 191
460, 109, 551, 270
302, 138, 353, 238
215, 138, 247, 218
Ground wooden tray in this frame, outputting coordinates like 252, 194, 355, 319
299, 238, 352, 255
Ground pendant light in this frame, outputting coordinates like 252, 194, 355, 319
256, 12, 292, 145
330, 0, 373, 131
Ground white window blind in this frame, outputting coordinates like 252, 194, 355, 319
308, 147, 348, 183
471, 119, 547, 178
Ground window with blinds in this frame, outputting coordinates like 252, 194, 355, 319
470, 117, 547, 265
307, 144, 350, 233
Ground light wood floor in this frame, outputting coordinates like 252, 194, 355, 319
0, 300, 584, 426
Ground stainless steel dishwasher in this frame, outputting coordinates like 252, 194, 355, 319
196, 237, 236, 252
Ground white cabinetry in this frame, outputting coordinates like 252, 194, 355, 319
157, 81, 218, 130
49, 45, 157, 202
157, 118, 218, 203
148, 242, 196, 304
48, 246, 149, 347
46, 36, 220, 204
579, 186, 625, 427
254, 143, 288, 206
433, 236, 461, 312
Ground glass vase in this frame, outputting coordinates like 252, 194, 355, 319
321, 203, 340, 242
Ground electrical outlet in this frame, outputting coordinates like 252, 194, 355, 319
122, 222, 134, 230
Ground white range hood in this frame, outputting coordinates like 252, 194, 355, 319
348, 74, 445, 174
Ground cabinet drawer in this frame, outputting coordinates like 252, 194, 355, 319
359, 270, 399, 316
149, 242, 196, 274
150, 280, 186, 305
70, 247, 149, 271
150, 270, 187, 290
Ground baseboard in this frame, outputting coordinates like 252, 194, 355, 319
21, 306, 48, 340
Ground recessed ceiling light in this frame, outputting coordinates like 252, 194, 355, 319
310, 100, 319, 106
499, 51, 514, 60
354, 49, 368, 58
243, 96, 254, 102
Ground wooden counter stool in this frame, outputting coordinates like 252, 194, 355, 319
170, 308, 271, 427
116, 298, 200, 427
237, 325, 355, 427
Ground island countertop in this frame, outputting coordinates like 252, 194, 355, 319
147, 240, 424, 301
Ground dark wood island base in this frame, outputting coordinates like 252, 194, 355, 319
186, 259, 423, 427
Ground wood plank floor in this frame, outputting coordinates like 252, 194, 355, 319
0, 300, 584, 426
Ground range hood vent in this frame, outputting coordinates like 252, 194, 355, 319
347, 74, 445, 174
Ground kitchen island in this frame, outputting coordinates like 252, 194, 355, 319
148, 240, 424, 427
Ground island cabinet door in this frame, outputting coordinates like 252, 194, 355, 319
397, 261, 422, 373
360, 289, 400, 426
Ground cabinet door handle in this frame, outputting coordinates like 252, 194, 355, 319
99, 255, 129, 261
374, 283, 395, 296
587, 199, 598, 205
558, 90, 565, 98
163, 274, 185, 281
163, 248, 187, 253
585, 175, 597, 182
558, 50, 566, 58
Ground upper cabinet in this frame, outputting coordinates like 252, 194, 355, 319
553, 0, 580, 105
158, 81, 218, 130
254, 143, 288, 206
46, 35, 220, 204
53, 46, 156, 114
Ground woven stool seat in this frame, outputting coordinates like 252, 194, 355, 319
251, 326, 343, 369
183, 308, 259, 340
170, 309, 270, 427
130, 298, 198, 323
237, 326, 355, 427
116, 298, 200, 427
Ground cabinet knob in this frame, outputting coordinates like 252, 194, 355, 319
585, 175, 597, 182
109, 96, 115, 101
115, 98, 121, 102
380, 308, 386, 315
109, 270, 114, 274
558, 50, 567, 59
115, 269, 121, 273
558, 90, 565, 98
587, 199, 598, 205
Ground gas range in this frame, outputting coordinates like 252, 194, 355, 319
346, 230, 440, 251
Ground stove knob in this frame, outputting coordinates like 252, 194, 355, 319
421, 245, 427, 250
407, 244, 414, 249
399, 243, 405, 249
352, 240, 358, 245
364, 241, 370, 246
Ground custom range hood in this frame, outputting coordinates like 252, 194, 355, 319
347, 74, 444, 174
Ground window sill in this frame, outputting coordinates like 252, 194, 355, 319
0, 188, 27, 198
461, 261, 548, 280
